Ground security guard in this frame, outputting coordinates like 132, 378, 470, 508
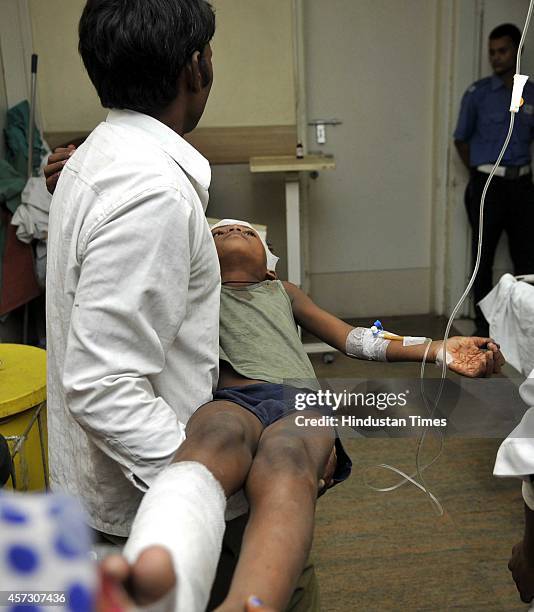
454, 23, 534, 337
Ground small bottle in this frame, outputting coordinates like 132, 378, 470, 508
296, 142, 304, 159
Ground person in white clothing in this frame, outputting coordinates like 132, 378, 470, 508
494, 372, 534, 604
46, 1, 229, 610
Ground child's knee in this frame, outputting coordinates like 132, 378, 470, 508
189, 411, 250, 454
255, 435, 316, 484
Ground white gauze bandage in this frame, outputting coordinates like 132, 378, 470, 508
435, 345, 453, 368
211, 218, 279, 271
346, 327, 390, 362
123, 461, 226, 612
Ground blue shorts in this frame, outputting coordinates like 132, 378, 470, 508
213, 383, 352, 486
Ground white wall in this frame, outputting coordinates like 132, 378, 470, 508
203, 0, 295, 127
27, 0, 296, 132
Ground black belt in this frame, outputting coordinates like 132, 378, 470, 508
475, 163, 531, 180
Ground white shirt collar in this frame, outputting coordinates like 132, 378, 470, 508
106, 109, 211, 192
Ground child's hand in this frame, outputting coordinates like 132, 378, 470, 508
433, 336, 505, 377
508, 539, 534, 603
44, 145, 76, 194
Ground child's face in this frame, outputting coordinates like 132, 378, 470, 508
211, 224, 268, 273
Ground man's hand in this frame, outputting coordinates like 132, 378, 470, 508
44, 145, 76, 194
509, 540, 534, 604
432, 336, 505, 378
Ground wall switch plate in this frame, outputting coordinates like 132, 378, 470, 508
316, 123, 326, 144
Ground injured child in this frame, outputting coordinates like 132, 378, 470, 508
96, 219, 504, 612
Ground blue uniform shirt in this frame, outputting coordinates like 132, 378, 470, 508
454, 75, 534, 167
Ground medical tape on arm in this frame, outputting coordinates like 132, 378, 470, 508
345, 327, 390, 362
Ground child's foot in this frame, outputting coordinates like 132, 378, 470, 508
100, 545, 176, 607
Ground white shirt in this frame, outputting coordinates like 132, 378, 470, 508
46, 110, 220, 536
494, 370, 534, 510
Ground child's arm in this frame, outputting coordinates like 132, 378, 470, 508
282, 282, 439, 361
282, 281, 504, 376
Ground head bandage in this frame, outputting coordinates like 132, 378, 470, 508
211, 218, 279, 272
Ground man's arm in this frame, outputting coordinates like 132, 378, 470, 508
62, 186, 193, 490
283, 281, 504, 377
454, 140, 471, 170
453, 85, 478, 170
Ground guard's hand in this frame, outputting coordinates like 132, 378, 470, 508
508, 540, 534, 604
434, 336, 505, 378
318, 445, 337, 497
44, 144, 76, 194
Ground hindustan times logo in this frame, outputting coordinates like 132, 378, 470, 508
294, 389, 409, 412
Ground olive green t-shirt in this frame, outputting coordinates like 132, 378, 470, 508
219, 280, 319, 389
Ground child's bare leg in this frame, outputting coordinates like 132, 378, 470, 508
122, 401, 263, 608
216, 413, 334, 612
173, 400, 264, 496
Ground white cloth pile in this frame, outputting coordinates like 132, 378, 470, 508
479, 273, 534, 376
10, 154, 52, 288
11, 176, 51, 243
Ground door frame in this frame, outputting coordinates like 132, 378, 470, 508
431, 0, 484, 317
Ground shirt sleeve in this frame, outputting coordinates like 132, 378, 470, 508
62, 186, 192, 491
453, 86, 477, 142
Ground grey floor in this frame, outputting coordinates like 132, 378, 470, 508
307, 315, 528, 611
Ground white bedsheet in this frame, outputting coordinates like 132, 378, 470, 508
479, 273, 534, 376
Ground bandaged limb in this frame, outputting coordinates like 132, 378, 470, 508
345, 327, 391, 361
123, 461, 226, 612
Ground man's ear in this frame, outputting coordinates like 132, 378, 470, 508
186, 50, 203, 93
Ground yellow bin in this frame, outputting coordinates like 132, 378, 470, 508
0, 343, 48, 491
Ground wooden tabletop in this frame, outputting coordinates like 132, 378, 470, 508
249, 154, 336, 173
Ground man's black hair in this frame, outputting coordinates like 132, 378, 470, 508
489, 23, 521, 48
79, 0, 215, 114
